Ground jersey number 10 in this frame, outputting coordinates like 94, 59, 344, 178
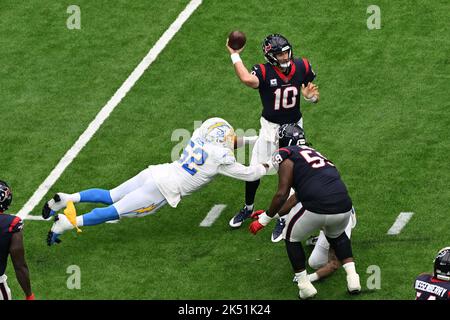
274, 86, 298, 110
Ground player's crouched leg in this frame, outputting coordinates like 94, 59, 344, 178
285, 240, 317, 299
326, 232, 361, 294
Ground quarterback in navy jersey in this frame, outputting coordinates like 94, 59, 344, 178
0, 180, 34, 300
414, 247, 450, 300
250, 52, 316, 125
227, 34, 320, 241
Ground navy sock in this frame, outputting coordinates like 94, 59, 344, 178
245, 180, 260, 206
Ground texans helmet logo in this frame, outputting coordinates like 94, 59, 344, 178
264, 43, 272, 53
0, 186, 10, 202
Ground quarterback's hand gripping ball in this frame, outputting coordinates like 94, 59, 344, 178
227, 30, 246, 52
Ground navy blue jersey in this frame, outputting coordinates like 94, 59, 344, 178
0, 214, 23, 275
273, 145, 352, 214
414, 274, 450, 300
251, 58, 316, 124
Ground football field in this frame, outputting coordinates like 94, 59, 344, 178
1, 0, 449, 300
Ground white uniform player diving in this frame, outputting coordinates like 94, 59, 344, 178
44, 118, 272, 246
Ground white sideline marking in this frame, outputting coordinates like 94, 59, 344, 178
24, 215, 46, 221
387, 212, 414, 235
9, 214, 47, 221
200, 205, 226, 227
16, 0, 203, 220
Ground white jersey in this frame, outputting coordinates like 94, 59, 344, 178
148, 125, 268, 208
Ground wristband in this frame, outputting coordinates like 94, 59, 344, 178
258, 212, 273, 226
304, 95, 318, 103
230, 53, 242, 64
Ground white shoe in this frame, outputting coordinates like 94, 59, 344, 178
51, 214, 74, 234
47, 202, 81, 246
298, 279, 317, 299
48, 193, 72, 212
47, 214, 74, 246
347, 273, 361, 294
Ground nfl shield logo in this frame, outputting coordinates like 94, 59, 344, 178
270, 79, 277, 87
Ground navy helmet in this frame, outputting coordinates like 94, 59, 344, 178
0, 180, 12, 212
277, 124, 306, 148
262, 34, 293, 68
434, 247, 450, 281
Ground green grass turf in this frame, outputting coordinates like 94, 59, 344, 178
1, 0, 449, 299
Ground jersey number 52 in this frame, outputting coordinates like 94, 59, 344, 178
179, 140, 209, 175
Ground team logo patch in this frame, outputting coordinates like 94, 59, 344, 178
135, 204, 157, 214
270, 79, 278, 87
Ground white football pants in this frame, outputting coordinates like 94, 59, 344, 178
283, 202, 352, 244
308, 209, 356, 269
250, 117, 303, 168
109, 168, 167, 218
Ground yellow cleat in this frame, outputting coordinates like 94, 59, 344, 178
64, 201, 82, 233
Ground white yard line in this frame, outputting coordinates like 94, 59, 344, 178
16, 0, 202, 220
23, 215, 46, 221
387, 212, 414, 235
200, 204, 227, 227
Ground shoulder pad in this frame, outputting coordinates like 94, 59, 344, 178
9, 216, 23, 233
271, 148, 292, 170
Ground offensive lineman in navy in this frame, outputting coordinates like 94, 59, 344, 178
248, 124, 361, 299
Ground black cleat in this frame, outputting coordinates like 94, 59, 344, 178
229, 206, 253, 228
42, 203, 52, 219
271, 218, 286, 242
47, 230, 62, 246
41, 194, 61, 219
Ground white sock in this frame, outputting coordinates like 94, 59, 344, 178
273, 213, 280, 219
343, 262, 357, 276
76, 216, 84, 227
245, 204, 254, 211
70, 193, 81, 203
308, 272, 320, 283
295, 270, 308, 283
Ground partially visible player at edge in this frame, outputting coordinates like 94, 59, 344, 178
43, 118, 273, 246
226, 33, 319, 242
414, 247, 450, 300
0, 180, 34, 300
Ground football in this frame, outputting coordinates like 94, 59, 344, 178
228, 30, 246, 50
